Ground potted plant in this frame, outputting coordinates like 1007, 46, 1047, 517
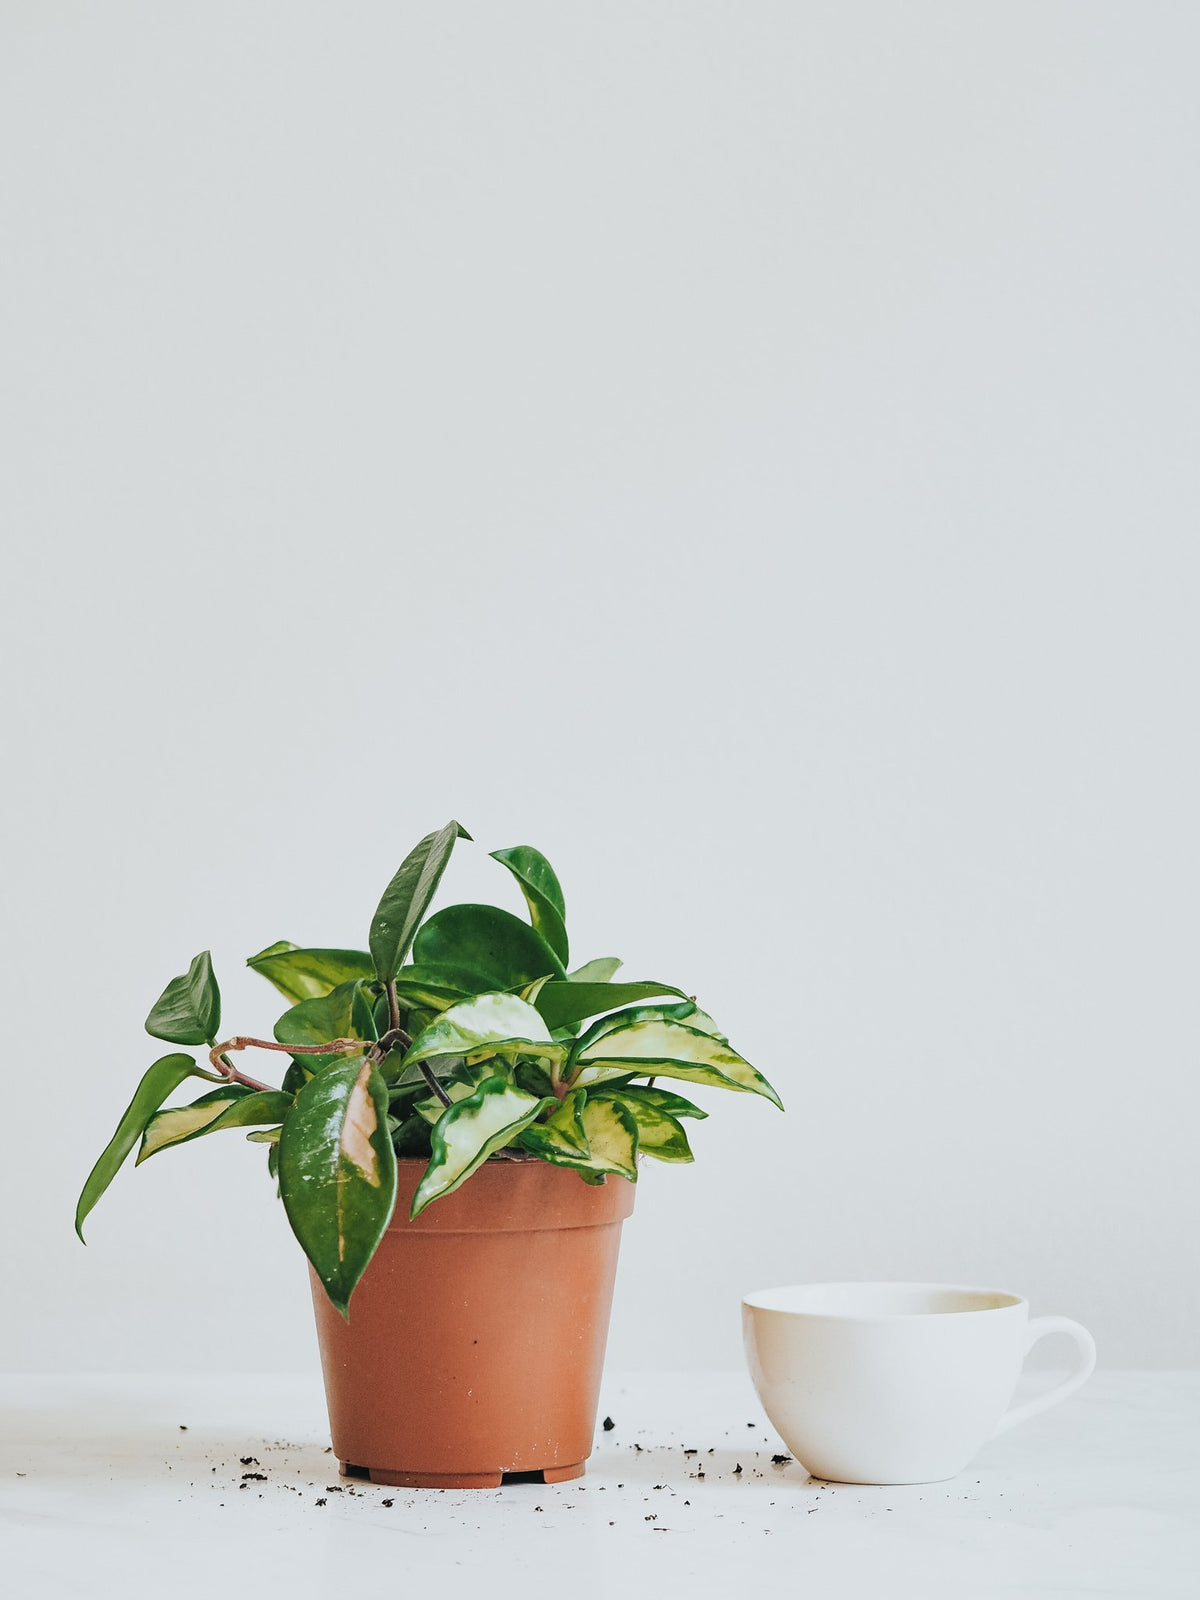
76, 821, 782, 1487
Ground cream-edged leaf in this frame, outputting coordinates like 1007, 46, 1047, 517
411, 1077, 549, 1216
403, 992, 568, 1070
573, 1017, 782, 1107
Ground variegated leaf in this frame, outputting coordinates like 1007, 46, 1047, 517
411, 1077, 549, 1217
138, 1087, 294, 1163
566, 957, 622, 984
75, 1054, 203, 1240
572, 1017, 782, 1107
278, 1056, 397, 1316
403, 992, 568, 1071
520, 1093, 638, 1181
247, 944, 375, 1005
590, 1087, 694, 1163
517, 1089, 591, 1161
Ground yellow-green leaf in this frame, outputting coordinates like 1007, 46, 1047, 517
573, 1017, 782, 1108
138, 1087, 294, 1163
247, 944, 375, 1005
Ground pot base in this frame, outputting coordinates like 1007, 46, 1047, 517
341, 1460, 586, 1490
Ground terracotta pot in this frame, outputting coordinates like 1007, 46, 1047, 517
309, 1157, 636, 1488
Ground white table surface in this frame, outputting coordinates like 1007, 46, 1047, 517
2, 1370, 1196, 1599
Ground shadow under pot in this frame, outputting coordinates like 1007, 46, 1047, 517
309, 1157, 636, 1489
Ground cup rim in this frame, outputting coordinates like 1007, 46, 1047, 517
741, 1280, 1027, 1319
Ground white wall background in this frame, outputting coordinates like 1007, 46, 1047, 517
1, 2, 1196, 1373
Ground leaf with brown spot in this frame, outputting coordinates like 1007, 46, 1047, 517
278, 1056, 397, 1315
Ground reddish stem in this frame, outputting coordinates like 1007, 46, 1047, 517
208, 1035, 364, 1094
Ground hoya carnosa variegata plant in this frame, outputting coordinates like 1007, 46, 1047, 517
76, 822, 782, 1316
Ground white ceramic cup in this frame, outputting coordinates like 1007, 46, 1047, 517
742, 1281, 1096, 1485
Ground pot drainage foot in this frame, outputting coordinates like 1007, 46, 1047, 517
341, 1463, 505, 1489
339, 1461, 586, 1489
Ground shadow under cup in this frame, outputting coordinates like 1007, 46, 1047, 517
742, 1282, 1096, 1486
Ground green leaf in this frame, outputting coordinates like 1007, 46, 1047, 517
370, 820, 473, 983
278, 1057, 398, 1317
567, 957, 622, 984
75, 1054, 202, 1239
247, 944, 375, 1005
590, 1087, 695, 1163
138, 1087, 293, 1162
392, 963, 488, 1011
411, 1076, 549, 1217
412, 903, 565, 989
145, 952, 221, 1046
572, 1017, 783, 1107
513, 1058, 556, 1099
534, 980, 688, 1032
351, 982, 379, 1042
274, 980, 374, 1072
489, 846, 569, 966
403, 992, 568, 1072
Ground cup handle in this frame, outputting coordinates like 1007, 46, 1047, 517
992, 1315, 1097, 1436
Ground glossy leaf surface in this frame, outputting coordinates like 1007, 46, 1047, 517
412, 903, 565, 989
392, 964, 486, 1012
573, 1018, 783, 1107
411, 1077, 548, 1217
274, 980, 372, 1072
369, 820, 472, 983
246, 944, 375, 1005
75, 1054, 200, 1239
534, 980, 687, 1032
145, 952, 221, 1046
403, 992, 567, 1070
489, 845, 569, 965
278, 1057, 397, 1316
139, 1087, 293, 1162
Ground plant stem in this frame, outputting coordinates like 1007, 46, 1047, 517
375, 983, 449, 1105
367, 1024, 412, 1067
215, 1054, 277, 1094
208, 1035, 364, 1093
419, 1063, 453, 1107
385, 978, 401, 1034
